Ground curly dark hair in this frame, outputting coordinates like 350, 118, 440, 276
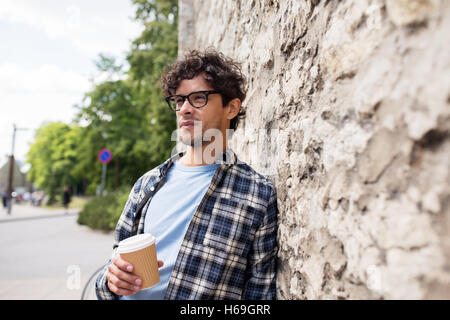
161, 48, 247, 130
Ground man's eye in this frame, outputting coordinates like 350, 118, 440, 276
192, 94, 206, 101
175, 97, 184, 104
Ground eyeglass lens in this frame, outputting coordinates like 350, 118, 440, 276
169, 92, 208, 110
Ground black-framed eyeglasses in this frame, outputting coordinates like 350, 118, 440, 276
165, 90, 220, 111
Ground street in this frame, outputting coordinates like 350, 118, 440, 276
0, 204, 114, 300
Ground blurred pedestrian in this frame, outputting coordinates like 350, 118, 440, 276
63, 186, 71, 214
2, 189, 7, 209
6, 189, 13, 214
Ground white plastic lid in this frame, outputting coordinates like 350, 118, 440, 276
117, 233, 155, 254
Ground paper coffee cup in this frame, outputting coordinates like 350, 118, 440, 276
117, 233, 160, 289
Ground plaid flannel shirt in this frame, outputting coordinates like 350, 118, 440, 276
95, 149, 278, 300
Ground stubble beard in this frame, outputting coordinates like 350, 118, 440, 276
179, 133, 204, 147
178, 121, 205, 147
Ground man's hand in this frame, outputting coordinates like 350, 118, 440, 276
106, 255, 164, 296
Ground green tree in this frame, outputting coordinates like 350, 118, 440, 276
26, 0, 179, 229
73, 72, 152, 193
27, 122, 82, 203
73, 0, 178, 195
127, 0, 178, 166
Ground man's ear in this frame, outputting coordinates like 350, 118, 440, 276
225, 98, 241, 120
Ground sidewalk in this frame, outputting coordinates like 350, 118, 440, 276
0, 203, 79, 223
0, 203, 113, 300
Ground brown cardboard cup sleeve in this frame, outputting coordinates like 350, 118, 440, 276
117, 234, 160, 289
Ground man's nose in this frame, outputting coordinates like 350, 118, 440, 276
178, 98, 194, 114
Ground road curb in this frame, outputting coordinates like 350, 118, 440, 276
0, 211, 78, 223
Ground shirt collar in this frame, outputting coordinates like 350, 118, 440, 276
158, 149, 238, 177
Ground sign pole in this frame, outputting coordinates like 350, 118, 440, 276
100, 163, 107, 195
98, 148, 112, 196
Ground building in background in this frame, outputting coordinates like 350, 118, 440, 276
0, 157, 34, 196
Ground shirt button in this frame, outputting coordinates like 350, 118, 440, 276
150, 186, 155, 192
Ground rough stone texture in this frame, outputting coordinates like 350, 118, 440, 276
178, 0, 450, 299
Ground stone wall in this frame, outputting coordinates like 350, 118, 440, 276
178, 0, 450, 299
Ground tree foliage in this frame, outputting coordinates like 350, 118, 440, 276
126, 0, 178, 168
26, 0, 178, 199
27, 122, 82, 203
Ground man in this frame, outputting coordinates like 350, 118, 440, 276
96, 49, 278, 300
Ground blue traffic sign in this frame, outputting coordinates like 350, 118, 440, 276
98, 148, 112, 164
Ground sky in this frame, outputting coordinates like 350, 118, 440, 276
0, 0, 143, 169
